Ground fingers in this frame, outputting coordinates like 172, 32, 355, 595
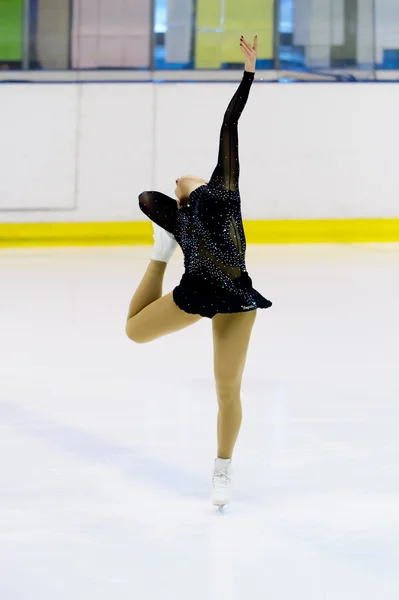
240, 36, 252, 53
240, 35, 257, 56
239, 41, 251, 58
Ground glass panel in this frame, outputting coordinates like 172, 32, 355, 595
0, 0, 23, 70
196, 0, 274, 69
154, 0, 194, 68
71, 0, 152, 69
165, 0, 194, 66
29, 0, 71, 70
376, 0, 399, 69
279, 0, 376, 78
154, 0, 274, 70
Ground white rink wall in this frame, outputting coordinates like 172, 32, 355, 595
1, 81, 399, 223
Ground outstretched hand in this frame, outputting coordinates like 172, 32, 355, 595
239, 35, 258, 73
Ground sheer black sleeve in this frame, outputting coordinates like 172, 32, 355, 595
138, 191, 178, 235
208, 71, 255, 192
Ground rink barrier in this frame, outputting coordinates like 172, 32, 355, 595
0, 219, 399, 247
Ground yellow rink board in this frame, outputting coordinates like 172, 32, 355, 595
1, 219, 399, 247
195, 0, 274, 68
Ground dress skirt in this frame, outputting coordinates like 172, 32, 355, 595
173, 270, 272, 319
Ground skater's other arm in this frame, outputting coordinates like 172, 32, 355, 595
139, 191, 178, 235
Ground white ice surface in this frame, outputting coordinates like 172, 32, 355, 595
0, 244, 398, 599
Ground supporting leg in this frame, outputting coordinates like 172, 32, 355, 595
212, 310, 257, 458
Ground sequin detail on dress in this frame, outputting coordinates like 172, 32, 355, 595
139, 71, 272, 318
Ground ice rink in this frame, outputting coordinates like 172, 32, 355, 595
1, 244, 398, 599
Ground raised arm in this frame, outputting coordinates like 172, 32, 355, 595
209, 35, 258, 192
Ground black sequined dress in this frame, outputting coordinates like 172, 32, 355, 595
139, 71, 272, 319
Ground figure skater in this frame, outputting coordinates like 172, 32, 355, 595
126, 35, 272, 507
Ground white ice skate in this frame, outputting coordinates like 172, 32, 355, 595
212, 458, 233, 507
150, 223, 178, 263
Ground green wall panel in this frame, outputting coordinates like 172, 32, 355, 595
0, 0, 23, 61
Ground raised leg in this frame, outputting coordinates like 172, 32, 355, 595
127, 260, 166, 320
126, 261, 201, 344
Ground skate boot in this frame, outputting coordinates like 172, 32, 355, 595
150, 223, 178, 263
212, 458, 233, 507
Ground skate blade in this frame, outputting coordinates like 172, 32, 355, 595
213, 503, 228, 514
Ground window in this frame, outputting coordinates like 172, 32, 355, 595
1, 0, 399, 76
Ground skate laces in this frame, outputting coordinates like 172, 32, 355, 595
213, 469, 230, 488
